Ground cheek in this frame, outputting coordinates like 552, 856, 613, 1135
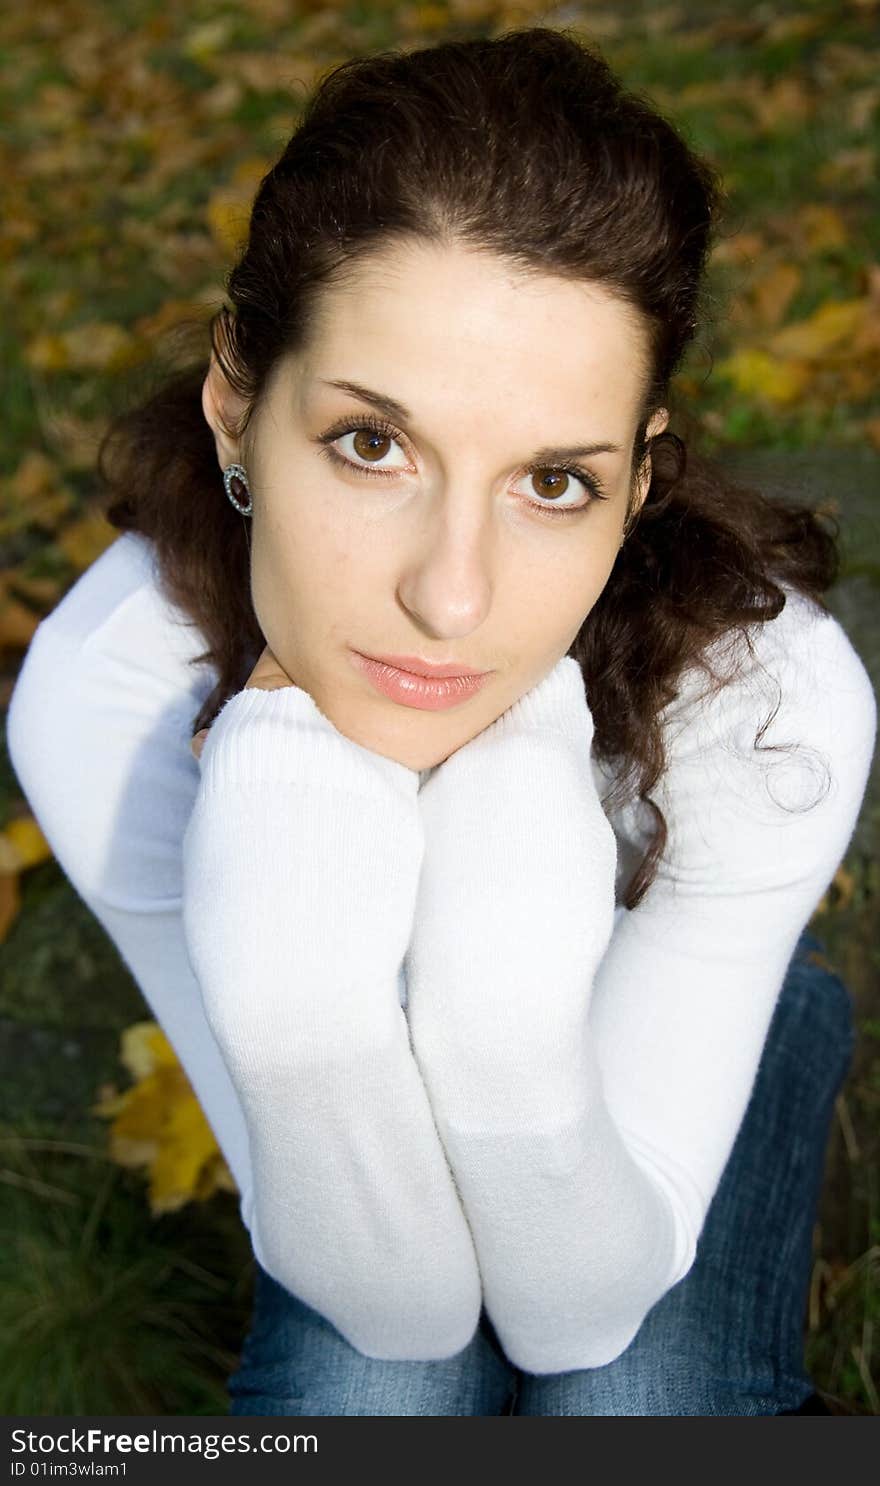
250, 509, 373, 639
558, 545, 614, 612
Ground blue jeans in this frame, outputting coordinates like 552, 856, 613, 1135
227, 929, 854, 1416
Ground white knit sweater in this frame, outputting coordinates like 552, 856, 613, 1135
6, 531, 876, 1372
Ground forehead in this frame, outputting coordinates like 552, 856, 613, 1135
294, 239, 651, 429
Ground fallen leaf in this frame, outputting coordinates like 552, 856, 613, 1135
147, 1086, 225, 1214
816, 146, 876, 191
24, 335, 70, 373
795, 204, 849, 255
39, 411, 109, 473
715, 347, 813, 404
0, 873, 21, 944
61, 322, 148, 374
711, 230, 766, 266
56, 512, 117, 572
6, 451, 58, 502
750, 262, 802, 327
763, 13, 825, 43
747, 76, 816, 131
181, 17, 235, 62
94, 1019, 237, 1213
0, 592, 41, 650
765, 298, 868, 359
119, 1021, 180, 1081
25, 323, 148, 375
846, 86, 880, 132
0, 817, 52, 871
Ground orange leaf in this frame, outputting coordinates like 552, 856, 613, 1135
0, 872, 22, 943
0, 592, 41, 650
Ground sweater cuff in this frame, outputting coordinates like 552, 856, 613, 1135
197, 684, 421, 801
490, 656, 594, 750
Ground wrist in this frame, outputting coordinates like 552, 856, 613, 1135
198, 683, 421, 803
493, 655, 593, 749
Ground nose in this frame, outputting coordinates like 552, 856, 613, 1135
395, 493, 494, 642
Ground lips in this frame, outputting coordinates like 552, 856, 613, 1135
350, 650, 491, 710
358, 652, 489, 679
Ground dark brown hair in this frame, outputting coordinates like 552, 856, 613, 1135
97, 27, 838, 908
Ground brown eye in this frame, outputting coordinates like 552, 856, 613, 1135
352, 429, 393, 463
531, 469, 572, 502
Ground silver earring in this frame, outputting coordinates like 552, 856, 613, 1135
223, 462, 252, 516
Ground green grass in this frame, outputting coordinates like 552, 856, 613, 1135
0, 1139, 251, 1415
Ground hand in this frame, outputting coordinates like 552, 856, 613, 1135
190, 644, 293, 760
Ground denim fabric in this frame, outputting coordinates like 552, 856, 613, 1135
228, 928, 854, 1416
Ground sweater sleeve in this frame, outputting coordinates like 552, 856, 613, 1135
406, 595, 876, 1374
181, 682, 482, 1361
587, 594, 876, 1280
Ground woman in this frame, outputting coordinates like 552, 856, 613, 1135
7, 28, 875, 1415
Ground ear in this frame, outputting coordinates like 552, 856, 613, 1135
201, 352, 248, 471
632, 407, 670, 516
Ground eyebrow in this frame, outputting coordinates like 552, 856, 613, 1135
318, 378, 623, 462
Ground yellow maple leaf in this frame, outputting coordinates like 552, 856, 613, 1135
147, 1086, 225, 1215
94, 1021, 236, 1214
119, 1021, 180, 1080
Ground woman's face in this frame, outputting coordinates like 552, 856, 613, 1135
203, 239, 668, 771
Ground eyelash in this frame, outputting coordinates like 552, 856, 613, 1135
314, 413, 609, 518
